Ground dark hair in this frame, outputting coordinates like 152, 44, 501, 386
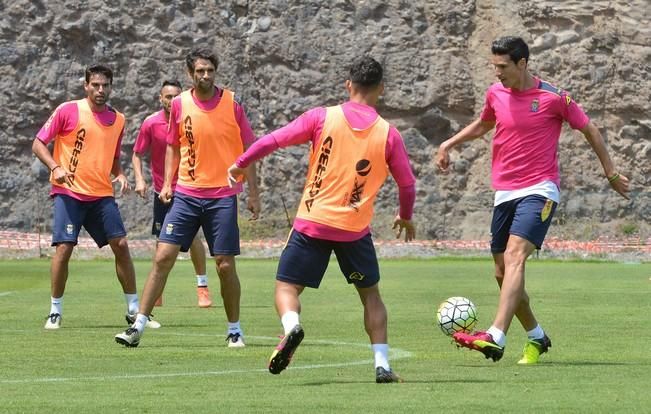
185, 49, 218, 72
348, 56, 383, 87
491, 36, 529, 64
161, 80, 182, 89
85, 64, 113, 84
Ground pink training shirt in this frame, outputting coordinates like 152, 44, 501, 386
36, 100, 125, 201
481, 77, 590, 191
236, 101, 416, 242
133, 110, 174, 193
167, 87, 255, 198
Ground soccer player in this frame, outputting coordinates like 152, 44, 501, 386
228, 56, 416, 383
32, 64, 159, 330
436, 36, 630, 364
115, 49, 259, 348
132, 80, 213, 308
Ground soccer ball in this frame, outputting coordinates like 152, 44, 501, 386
436, 296, 478, 336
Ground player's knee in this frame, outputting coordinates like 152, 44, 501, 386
503, 247, 528, 266
153, 248, 177, 269
110, 237, 131, 256
356, 284, 382, 305
54, 243, 75, 260
215, 256, 235, 277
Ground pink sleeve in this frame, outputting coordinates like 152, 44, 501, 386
115, 127, 124, 159
386, 127, 416, 220
236, 107, 326, 168
233, 102, 256, 148
133, 118, 152, 154
386, 127, 416, 187
36, 102, 78, 144
236, 134, 280, 168
559, 92, 590, 130
272, 107, 325, 148
166, 98, 182, 146
398, 185, 416, 220
479, 88, 496, 122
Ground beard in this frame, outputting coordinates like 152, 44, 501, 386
195, 80, 213, 93
94, 95, 107, 105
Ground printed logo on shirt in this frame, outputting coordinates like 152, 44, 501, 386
165, 223, 174, 235
65, 224, 74, 235
183, 115, 197, 181
67, 128, 86, 185
346, 159, 371, 211
304, 136, 333, 213
530, 99, 539, 112
565, 95, 572, 106
348, 271, 365, 281
541, 199, 554, 222
356, 159, 372, 176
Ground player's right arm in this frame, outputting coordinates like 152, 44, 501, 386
160, 98, 182, 204
32, 138, 72, 185
132, 151, 148, 198
435, 118, 495, 173
32, 103, 75, 185
160, 143, 180, 204
132, 119, 152, 199
228, 108, 323, 185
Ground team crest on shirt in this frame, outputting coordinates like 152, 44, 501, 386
565, 95, 572, 106
165, 223, 174, 235
66, 224, 74, 235
349, 272, 365, 281
541, 199, 554, 222
530, 99, 539, 112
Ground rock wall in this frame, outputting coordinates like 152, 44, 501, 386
1, 0, 649, 240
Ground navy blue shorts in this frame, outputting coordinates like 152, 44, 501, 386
158, 193, 239, 255
152, 192, 170, 237
277, 230, 380, 289
52, 194, 127, 248
490, 195, 557, 253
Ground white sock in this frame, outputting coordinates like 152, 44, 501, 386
134, 313, 149, 333
487, 326, 506, 347
228, 321, 242, 335
125, 293, 139, 315
196, 275, 208, 287
50, 296, 63, 315
280, 311, 300, 335
372, 344, 390, 370
526, 324, 545, 340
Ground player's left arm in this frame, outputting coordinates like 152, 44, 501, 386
387, 127, 416, 242
235, 99, 261, 220
110, 127, 130, 196
579, 121, 629, 199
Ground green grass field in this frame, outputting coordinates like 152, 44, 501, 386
1, 258, 650, 413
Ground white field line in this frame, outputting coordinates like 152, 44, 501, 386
0, 291, 14, 297
0, 334, 412, 384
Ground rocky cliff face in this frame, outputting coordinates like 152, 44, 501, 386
1, 0, 649, 240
